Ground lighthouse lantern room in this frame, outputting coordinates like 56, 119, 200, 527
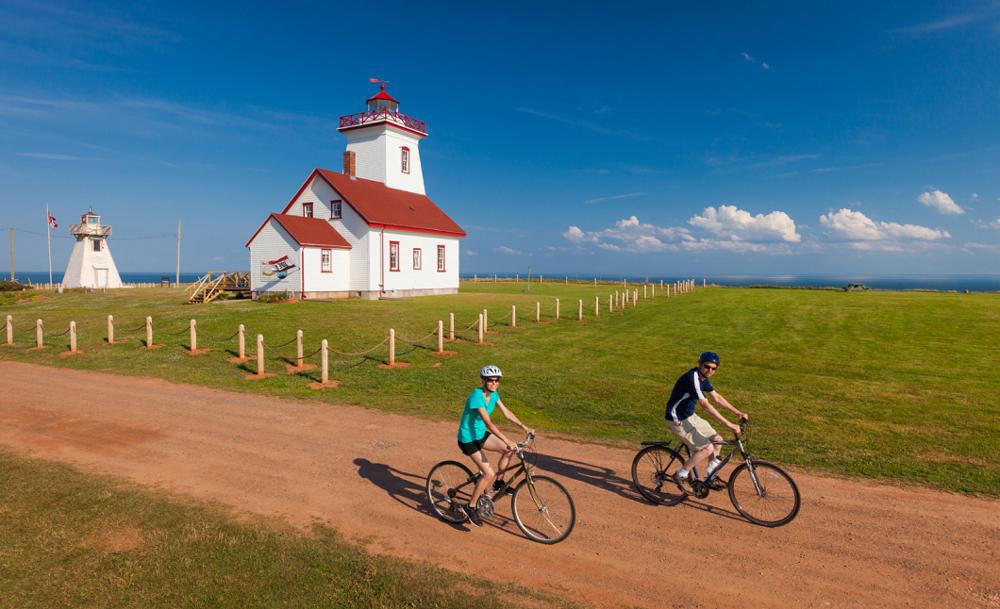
62, 209, 123, 289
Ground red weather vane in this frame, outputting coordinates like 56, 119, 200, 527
369, 77, 390, 86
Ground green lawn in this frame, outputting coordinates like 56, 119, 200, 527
0, 451, 575, 609
2, 281, 998, 495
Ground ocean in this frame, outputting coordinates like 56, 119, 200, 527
5, 272, 1000, 292
463, 273, 1000, 292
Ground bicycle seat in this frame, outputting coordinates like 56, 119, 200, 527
640, 440, 674, 447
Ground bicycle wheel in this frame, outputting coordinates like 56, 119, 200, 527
727, 460, 801, 527
426, 460, 475, 524
631, 445, 687, 506
511, 475, 576, 544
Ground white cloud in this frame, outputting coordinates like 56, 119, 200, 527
464, 249, 477, 256
819, 208, 950, 250
971, 192, 979, 200
688, 205, 801, 243
741, 52, 753, 62
990, 217, 1000, 229
918, 190, 964, 215
562, 213, 793, 254
494, 246, 524, 256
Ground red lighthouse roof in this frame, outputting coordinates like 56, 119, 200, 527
366, 83, 399, 104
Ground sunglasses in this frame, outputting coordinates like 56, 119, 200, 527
485, 377, 501, 383
701, 364, 718, 371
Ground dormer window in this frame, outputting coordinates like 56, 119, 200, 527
330, 200, 342, 219
302, 202, 314, 218
401, 147, 410, 174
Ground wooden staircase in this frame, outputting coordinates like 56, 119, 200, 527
187, 272, 251, 304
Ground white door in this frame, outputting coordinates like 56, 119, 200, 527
95, 268, 108, 288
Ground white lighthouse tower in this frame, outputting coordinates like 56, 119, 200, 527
337, 83, 427, 194
62, 209, 123, 289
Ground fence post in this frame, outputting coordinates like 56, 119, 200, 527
70, 321, 77, 353
238, 324, 246, 359
474, 273, 477, 282
437, 320, 444, 353
593, 278, 597, 286
703, 278, 706, 288
511, 304, 517, 328
578, 299, 583, 321
535, 302, 540, 323
6, 315, 12, 345
256, 334, 265, 375
321, 339, 329, 384
449, 313, 455, 341
555, 298, 560, 320
540, 274, 543, 283
388, 328, 396, 366
35, 319, 43, 349
608, 294, 612, 313
478, 314, 484, 344
107, 315, 114, 344
190, 319, 198, 352
146, 316, 153, 348
644, 284, 647, 299
633, 289, 638, 307
483, 308, 488, 330
594, 296, 599, 318
516, 273, 519, 283
296, 329, 304, 368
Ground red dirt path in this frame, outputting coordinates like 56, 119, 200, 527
0, 361, 997, 609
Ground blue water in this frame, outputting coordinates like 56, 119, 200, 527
462, 273, 1000, 292
6, 271, 1000, 292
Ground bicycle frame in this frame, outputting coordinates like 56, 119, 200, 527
452, 435, 536, 504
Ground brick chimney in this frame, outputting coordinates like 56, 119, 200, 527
343, 151, 356, 178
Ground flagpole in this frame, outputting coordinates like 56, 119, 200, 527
175, 219, 181, 286
46, 203, 53, 285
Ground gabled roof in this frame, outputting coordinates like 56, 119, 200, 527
245, 213, 352, 249
282, 169, 467, 238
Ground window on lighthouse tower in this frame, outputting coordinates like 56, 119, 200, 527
401, 147, 410, 174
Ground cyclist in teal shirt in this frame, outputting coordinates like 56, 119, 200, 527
457, 364, 534, 527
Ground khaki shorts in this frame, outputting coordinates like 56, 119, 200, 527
666, 413, 719, 450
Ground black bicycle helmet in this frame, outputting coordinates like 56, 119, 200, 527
699, 351, 721, 365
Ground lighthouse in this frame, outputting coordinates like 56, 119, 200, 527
62, 209, 123, 289
337, 83, 427, 194
246, 83, 465, 300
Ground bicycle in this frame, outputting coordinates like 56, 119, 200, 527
425, 433, 577, 544
631, 418, 801, 527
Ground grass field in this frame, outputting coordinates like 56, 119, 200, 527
1, 281, 998, 495
0, 450, 574, 609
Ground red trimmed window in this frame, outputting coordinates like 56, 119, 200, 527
401, 147, 410, 174
412, 248, 422, 270
330, 199, 342, 219
302, 202, 314, 218
389, 241, 400, 272
437, 245, 446, 272
321, 249, 332, 273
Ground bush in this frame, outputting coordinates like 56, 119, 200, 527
256, 291, 289, 303
0, 280, 27, 292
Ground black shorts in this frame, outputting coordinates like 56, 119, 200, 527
458, 431, 491, 455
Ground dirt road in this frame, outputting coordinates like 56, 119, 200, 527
0, 361, 997, 609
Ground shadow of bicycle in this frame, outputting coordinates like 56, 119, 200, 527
353, 458, 527, 538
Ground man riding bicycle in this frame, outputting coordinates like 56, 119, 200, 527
666, 352, 747, 493
457, 364, 534, 527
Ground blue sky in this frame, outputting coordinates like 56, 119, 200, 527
2, 0, 999, 276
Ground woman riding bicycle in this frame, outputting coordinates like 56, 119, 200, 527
456, 364, 534, 527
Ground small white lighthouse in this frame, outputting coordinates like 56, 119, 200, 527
62, 209, 123, 289
338, 83, 427, 194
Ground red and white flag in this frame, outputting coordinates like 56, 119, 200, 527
369, 77, 380, 83
47, 213, 58, 229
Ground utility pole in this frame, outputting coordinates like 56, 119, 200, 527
175, 219, 181, 286
8, 227, 14, 281
526, 265, 532, 291
45, 203, 53, 285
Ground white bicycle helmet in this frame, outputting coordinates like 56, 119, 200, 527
479, 364, 503, 378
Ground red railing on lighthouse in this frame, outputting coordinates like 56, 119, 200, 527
338, 109, 427, 134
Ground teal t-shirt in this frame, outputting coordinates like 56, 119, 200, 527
457, 388, 500, 443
